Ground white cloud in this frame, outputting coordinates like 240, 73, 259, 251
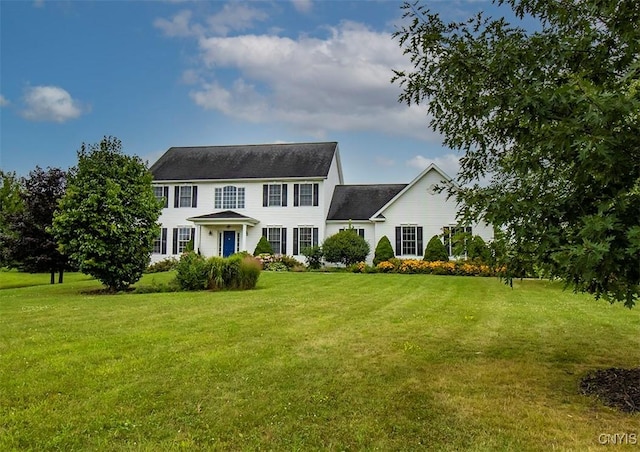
0, 95, 9, 107
21, 85, 84, 123
407, 153, 461, 179
183, 20, 436, 141
154, 10, 201, 37
154, 4, 268, 38
291, 0, 313, 13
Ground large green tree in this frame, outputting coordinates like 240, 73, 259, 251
393, 0, 639, 307
0, 170, 24, 267
1, 167, 69, 283
52, 137, 162, 291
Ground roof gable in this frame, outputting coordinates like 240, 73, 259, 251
150, 142, 339, 181
327, 184, 407, 221
370, 163, 456, 219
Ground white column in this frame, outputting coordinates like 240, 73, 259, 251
241, 224, 247, 251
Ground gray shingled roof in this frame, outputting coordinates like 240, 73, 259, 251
150, 142, 338, 181
189, 211, 255, 220
327, 184, 407, 221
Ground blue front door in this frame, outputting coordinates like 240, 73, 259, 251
223, 231, 236, 257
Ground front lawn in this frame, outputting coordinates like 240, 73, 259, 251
1, 272, 638, 450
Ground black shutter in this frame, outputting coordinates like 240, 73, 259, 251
262, 227, 267, 238
163, 186, 169, 208
161, 228, 167, 254
293, 228, 299, 255
281, 184, 288, 206
395, 226, 401, 255
174, 187, 179, 208
190, 228, 195, 240
293, 184, 299, 207
312, 228, 319, 247
313, 183, 319, 206
417, 227, 424, 256
191, 186, 198, 208
172, 228, 178, 254
281, 228, 287, 254
358, 229, 365, 238
263, 185, 268, 207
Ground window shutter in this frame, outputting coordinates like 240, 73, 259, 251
281, 228, 287, 254
358, 229, 365, 238
161, 228, 167, 254
263, 185, 268, 207
417, 227, 424, 256
191, 186, 198, 208
312, 228, 319, 247
293, 184, 299, 207
163, 187, 169, 208
281, 184, 288, 206
174, 187, 179, 208
313, 183, 319, 206
293, 228, 299, 255
172, 228, 178, 254
395, 227, 401, 255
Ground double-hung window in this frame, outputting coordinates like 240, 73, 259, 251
293, 183, 319, 206
173, 226, 194, 254
443, 226, 472, 257
153, 228, 168, 254
215, 186, 245, 209
174, 186, 197, 208
395, 225, 424, 256
293, 226, 319, 255
262, 227, 287, 254
153, 186, 169, 208
263, 184, 288, 207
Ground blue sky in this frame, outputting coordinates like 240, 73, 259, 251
1, 0, 518, 183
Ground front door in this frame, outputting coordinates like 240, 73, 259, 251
223, 231, 236, 257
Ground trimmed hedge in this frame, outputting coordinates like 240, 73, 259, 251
373, 236, 395, 266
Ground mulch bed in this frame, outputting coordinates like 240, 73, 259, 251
580, 367, 640, 413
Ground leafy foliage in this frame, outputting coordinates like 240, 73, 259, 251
0, 167, 69, 280
52, 136, 162, 291
302, 245, 324, 269
423, 235, 449, 262
254, 236, 274, 255
322, 229, 370, 266
174, 252, 261, 291
468, 236, 491, 263
393, 0, 640, 306
373, 235, 395, 266
0, 171, 24, 267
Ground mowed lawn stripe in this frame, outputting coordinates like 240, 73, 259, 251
1, 271, 639, 450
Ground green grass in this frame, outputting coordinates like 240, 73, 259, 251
1, 271, 639, 450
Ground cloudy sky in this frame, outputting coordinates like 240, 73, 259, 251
1, 0, 517, 183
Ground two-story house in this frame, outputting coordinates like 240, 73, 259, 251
149, 141, 493, 264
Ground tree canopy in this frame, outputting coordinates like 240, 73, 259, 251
0, 170, 24, 267
52, 137, 162, 291
0, 167, 69, 281
393, 0, 640, 306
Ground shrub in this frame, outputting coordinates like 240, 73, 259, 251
237, 256, 261, 289
146, 257, 178, 273
373, 236, 395, 266
322, 229, 370, 266
279, 255, 301, 269
264, 262, 288, 272
302, 245, 323, 270
467, 235, 491, 262
424, 235, 449, 262
207, 256, 226, 290
175, 252, 209, 291
223, 255, 242, 289
254, 236, 273, 255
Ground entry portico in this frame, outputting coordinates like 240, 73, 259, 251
188, 211, 259, 257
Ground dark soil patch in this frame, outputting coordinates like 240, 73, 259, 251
580, 367, 640, 413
